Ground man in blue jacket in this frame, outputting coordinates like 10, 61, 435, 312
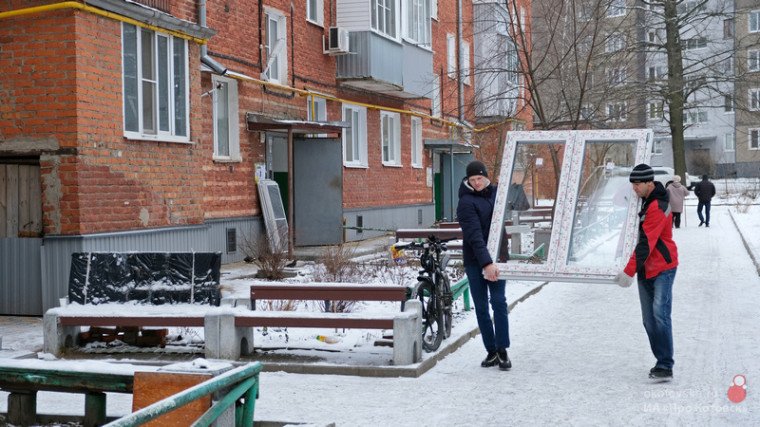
457, 160, 511, 370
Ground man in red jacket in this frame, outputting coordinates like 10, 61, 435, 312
616, 163, 678, 380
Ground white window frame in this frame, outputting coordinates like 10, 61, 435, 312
306, 0, 324, 26
606, 0, 625, 17
724, 132, 735, 152
431, 0, 437, 20
122, 23, 189, 142
684, 109, 707, 125
447, 34, 456, 77
648, 101, 663, 120
724, 95, 734, 113
683, 37, 707, 51
749, 10, 760, 33
606, 102, 627, 122
264, 9, 288, 84
342, 104, 368, 167
749, 50, 760, 72
381, 111, 401, 166
750, 128, 760, 150
749, 88, 760, 111
652, 139, 663, 155
212, 75, 240, 161
404, 0, 431, 46
606, 67, 627, 86
306, 96, 328, 137
411, 116, 423, 168
462, 40, 471, 86
606, 32, 625, 52
371, 0, 398, 38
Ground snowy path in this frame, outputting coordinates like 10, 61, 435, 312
255, 205, 759, 425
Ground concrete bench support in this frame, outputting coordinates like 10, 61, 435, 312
205, 312, 253, 360
43, 311, 81, 357
393, 299, 422, 365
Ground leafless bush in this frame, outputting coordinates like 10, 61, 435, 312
240, 231, 289, 280
313, 243, 362, 282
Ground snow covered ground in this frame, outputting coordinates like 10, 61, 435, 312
1, 201, 759, 425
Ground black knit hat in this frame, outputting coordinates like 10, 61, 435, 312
629, 163, 654, 183
466, 160, 488, 178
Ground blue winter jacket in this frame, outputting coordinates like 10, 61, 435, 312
457, 179, 498, 268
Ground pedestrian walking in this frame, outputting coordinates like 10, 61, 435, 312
616, 164, 679, 380
666, 175, 689, 228
457, 160, 511, 371
692, 175, 716, 227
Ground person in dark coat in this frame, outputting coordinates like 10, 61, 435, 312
616, 164, 679, 380
457, 160, 511, 371
692, 175, 716, 227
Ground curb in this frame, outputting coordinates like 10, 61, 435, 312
728, 209, 760, 276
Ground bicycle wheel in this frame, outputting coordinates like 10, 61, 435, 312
414, 281, 443, 352
440, 275, 453, 338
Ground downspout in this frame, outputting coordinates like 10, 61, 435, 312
456, 0, 464, 122
198, 0, 227, 74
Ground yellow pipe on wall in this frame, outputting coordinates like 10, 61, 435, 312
0, 1, 208, 45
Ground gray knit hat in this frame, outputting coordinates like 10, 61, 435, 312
629, 163, 654, 183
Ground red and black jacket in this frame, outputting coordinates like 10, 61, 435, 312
624, 182, 679, 279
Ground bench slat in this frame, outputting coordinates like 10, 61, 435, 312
58, 316, 205, 327
235, 316, 394, 329
0, 368, 134, 394
250, 285, 407, 302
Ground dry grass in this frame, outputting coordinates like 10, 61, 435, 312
241, 231, 290, 280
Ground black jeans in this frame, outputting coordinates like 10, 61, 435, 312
672, 212, 682, 228
697, 201, 711, 225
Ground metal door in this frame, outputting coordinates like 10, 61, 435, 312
294, 138, 343, 246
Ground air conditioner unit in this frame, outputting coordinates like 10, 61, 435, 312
327, 27, 350, 54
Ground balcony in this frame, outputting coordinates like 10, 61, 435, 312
336, 31, 433, 99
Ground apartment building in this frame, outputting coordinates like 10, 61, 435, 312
0, 0, 485, 314
734, 1, 760, 177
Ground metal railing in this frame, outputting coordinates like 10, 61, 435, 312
105, 362, 263, 427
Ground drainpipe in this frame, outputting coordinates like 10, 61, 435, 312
456, 0, 464, 122
198, 0, 226, 74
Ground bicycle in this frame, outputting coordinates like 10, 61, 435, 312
393, 235, 454, 352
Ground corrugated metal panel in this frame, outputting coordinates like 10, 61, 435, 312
337, 31, 402, 86
0, 238, 42, 315
343, 204, 435, 242
336, 0, 370, 30
401, 42, 434, 98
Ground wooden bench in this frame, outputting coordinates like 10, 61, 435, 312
0, 359, 140, 426
247, 281, 422, 365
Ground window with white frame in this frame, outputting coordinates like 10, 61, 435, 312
372, 0, 397, 38
212, 75, 240, 160
749, 50, 760, 72
431, 0, 437, 20
122, 24, 188, 141
750, 10, 760, 33
724, 132, 734, 152
722, 57, 734, 74
652, 139, 663, 155
578, 1, 593, 21
606, 32, 625, 52
381, 111, 401, 166
682, 37, 707, 50
264, 10, 287, 83
749, 88, 760, 111
724, 95, 734, 113
405, 0, 431, 45
306, 96, 327, 137
342, 104, 367, 166
307, 0, 323, 25
411, 116, 423, 168
462, 40, 471, 85
750, 128, 760, 150
606, 67, 627, 86
606, 102, 627, 121
648, 101, 663, 120
606, 0, 625, 17
684, 109, 707, 124
431, 75, 441, 117
447, 34, 456, 77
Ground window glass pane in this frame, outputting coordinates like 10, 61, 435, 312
142, 80, 156, 133
158, 36, 169, 132
382, 115, 390, 161
344, 107, 354, 161
352, 110, 360, 160
216, 81, 230, 156
173, 38, 187, 137
568, 141, 636, 267
140, 29, 156, 134
268, 18, 279, 79
123, 24, 139, 132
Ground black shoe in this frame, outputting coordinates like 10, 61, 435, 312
497, 350, 512, 371
649, 367, 673, 379
698, 221, 704, 227
481, 351, 499, 367
706, 223, 709, 227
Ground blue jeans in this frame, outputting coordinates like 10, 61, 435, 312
637, 268, 676, 370
697, 201, 711, 225
465, 265, 510, 352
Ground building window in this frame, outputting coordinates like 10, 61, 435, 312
372, 0, 397, 38
606, 67, 627, 86
405, 0, 430, 45
212, 75, 240, 160
682, 37, 707, 50
724, 18, 734, 39
307, 0, 323, 25
411, 116, 423, 168
381, 111, 401, 166
749, 89, 760, 111
264, 10, 288, 84
652, 139, 663, 155
431, 0, 437, 20
722, 57, 734, 74
749, 50, 760, 72
606, 102, 627, 122
648, 101, 663, 120
750, 129, 760, 150
578, 1, 593, 21
684, 109, 707, 124
750, 10, 760, 33
606, 0, 625, 17
724, 95, 734, 113
447, 34, 456, 77
606, 32, 625, 52
724, 132, 735, 152
306, 96, 327, 137
122, 24, 188, 141
343, 104, 367, 167
648, 66, 666, 81
431, 74, 441, 117
462, 40, 471, 86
